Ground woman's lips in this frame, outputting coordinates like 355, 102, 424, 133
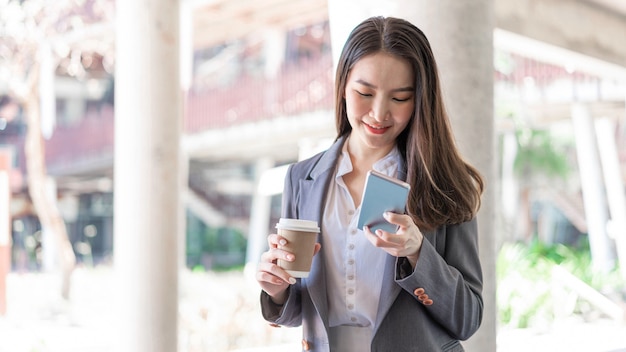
364, 122, 389, 135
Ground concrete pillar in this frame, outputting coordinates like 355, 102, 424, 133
571, 104, 614, 273
178, 150, 189, 271
412, 3, 495, 351
0, 148, 12, 316
41, 177, 58, 272
114, 1, 181, 351
39, 42, 55, 140
501, 131, 519, 243
264, 28, 286, 79
595, 118, 626, 279
179, 0, 194, 92
244, 157, 274, 283
179, 2, 193, 271
327, 1, 496, 351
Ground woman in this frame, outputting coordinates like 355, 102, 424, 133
256, 16, 484, 352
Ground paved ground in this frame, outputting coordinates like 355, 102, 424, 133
0, 267, 624, 352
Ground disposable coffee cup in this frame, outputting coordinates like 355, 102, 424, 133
276, 218, 320, 278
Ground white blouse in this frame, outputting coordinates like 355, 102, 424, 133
322, 142, 401, 350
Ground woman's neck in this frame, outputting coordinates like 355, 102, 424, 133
346, 137, 394, 172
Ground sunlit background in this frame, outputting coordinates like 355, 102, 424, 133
1, 0, 625, 351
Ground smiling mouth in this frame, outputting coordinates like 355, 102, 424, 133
364, 122, 389, 134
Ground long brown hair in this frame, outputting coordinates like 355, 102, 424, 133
335, 16, 484, 231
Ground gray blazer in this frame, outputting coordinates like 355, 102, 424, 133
261, 136, 483, 352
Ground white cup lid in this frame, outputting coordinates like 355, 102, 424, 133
276, 218, 320, 232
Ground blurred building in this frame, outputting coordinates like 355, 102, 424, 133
1, 0, 626, 271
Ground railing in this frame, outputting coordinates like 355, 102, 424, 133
43, 55, 335, 171
45, 105, 115, 174
184, 55, 334, 132
42, 51, 625, 172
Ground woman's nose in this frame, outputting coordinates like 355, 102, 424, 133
370, 99, 390, 122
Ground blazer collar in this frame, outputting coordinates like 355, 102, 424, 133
308, 135, 346, 180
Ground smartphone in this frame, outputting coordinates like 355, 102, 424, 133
357, 170, 411, 234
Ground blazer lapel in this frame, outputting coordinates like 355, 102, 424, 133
298, 136, 346, 329
299, 175, 329, 324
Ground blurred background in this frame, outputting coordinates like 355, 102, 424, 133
1, 0, 625, 351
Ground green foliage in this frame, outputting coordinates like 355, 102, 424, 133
497, 242, 555, 328
513, 127, 571, 181
497, 240, 624, 329
185, 211, 247, 271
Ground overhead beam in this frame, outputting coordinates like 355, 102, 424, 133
192, 0, 328, 48
190, 0, 626, 72
496, 0, 626, 68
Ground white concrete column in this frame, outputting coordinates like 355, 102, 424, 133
327, 1, 496, 350
39, 42, 55, 140
178, 150, 189, 271
595, 118, 626, 279
114, 1, 181, 351
180, 0, 194, 92
0, 148, 12, 316
413, 4, 496, 351
264, 28, 286, 79
501, 131, 519, 243
244, 157, 274, 283
179, 1, 193, 271
41, 177, 58, 272
571, 104, 614, 273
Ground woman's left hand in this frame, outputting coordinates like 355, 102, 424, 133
363, 212, 423, 268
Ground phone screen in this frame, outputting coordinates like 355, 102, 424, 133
357, 170, 410, 233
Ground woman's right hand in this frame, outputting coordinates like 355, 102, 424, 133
256, 233, 320, 305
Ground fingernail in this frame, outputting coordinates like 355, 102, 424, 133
376, 229, 383, 236
383, 212, 390, 218
289, 277, 296, 285
286, 254, 294, 261
279, 239, 287, 246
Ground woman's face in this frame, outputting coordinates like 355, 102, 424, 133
344, 52, 415, 155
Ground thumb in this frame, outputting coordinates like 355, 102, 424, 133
313, 243, 322, 255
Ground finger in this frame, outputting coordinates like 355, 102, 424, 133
267, 233, 288, 249
363, 226, 402, 248
257, 262, 296, 285
257, 272, 292, 293
313, 243, 322, 255
383, 212, 413, 229
260, 247, 295, 264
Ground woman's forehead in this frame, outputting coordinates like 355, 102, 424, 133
347, 53, 414, 90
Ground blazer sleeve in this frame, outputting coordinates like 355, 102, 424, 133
394, 218, 483, 340
259, 163, 303, 327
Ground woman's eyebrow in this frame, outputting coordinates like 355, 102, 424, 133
355, 79, 414, 92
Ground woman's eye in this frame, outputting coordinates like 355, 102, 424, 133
393, 97, 412, 102
356, 90, 372, 97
